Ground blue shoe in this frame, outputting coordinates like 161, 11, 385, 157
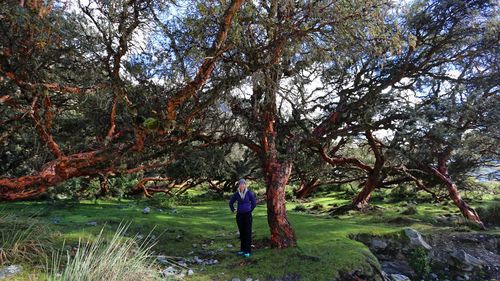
243, 253, 251, 258
237, 251, 245, 256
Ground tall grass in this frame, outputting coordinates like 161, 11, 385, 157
0, 214, 51, 265
47, 223, 160, 281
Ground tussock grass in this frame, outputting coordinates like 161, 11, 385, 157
0, 214, 52, 265
47, 223, 160, 281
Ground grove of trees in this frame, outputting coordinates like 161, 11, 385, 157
1, 0, 498, 248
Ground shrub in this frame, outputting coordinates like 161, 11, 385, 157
407, 248, 431, 278
401, 206, 418, 215
293, 204, 307, 212
47, 223, 158, 281
476, 203, 500, 226
148, 193, 176, 209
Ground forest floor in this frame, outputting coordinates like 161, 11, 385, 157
0, 191, 499, 281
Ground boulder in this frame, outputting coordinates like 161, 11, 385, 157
450, 249, 484, 271
403, 228, 432, 250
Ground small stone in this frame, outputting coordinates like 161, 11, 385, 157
162, 266, 176, 277
231, 279, 241, 281
188, 269, 194, 276
390, 274, 411, 281
371, 239, 388, 251
227, 244, 234, 248
192, 243, 197, 248
245, 279, 253, 281
143, 207, 151, 214
0, 265, 22, 279
86, 221, 98, 226
156, 256, 168, 265
51, 217, 61, 224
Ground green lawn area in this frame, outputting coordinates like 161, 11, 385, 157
0, 195, 498, 281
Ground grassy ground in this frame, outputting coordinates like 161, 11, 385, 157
0, 191, 498, 281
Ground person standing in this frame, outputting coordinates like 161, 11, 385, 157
229, 179, 256, 257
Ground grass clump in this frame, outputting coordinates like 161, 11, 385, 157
47, 223, 159, 281
0, 214, 52, 265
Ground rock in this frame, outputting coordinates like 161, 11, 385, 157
86, 221, 98, 226
227, 244, 234, 248
51, 217, 61, 224
162, 266, 177, 277
175, 234, 183, 241
192, 243, 197, 248
390, 274, 411, 281
156, 255, 169, 265
0, 265, 22, 279
429, 273, 438, 280
450, 249, 484, 271
231, 279, 241, 281
201, 244, 207, 248
143, 207, 151, 214
370, 239, 388, 251
404, 227, 432, 250
245, 279, 253, 281
381, 261, 415, 277
188, 269, 194, 276
194, 256, 203, 264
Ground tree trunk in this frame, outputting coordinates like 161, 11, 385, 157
264, 159, 297, 248
351, 176, 378, 209
295, 177, 320, 199
351, 131, 384, 209
98, 175, 109, 198
431, 157, 485, 229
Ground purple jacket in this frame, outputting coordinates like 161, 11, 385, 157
229, 190, 257, 213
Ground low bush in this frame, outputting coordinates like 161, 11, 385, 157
476, 203, 500, 226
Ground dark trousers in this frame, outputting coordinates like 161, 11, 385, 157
236, 211, 252, 253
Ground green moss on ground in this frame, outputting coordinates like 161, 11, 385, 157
0, 194, 498, 280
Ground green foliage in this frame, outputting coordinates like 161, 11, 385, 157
407, 248, 431, 279
143, 117, 160, 130
476, 202, 500, 226
148, 193, 177, 209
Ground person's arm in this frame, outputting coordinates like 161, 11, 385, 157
250, 191, 257, 211
229, 193, 237, 212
